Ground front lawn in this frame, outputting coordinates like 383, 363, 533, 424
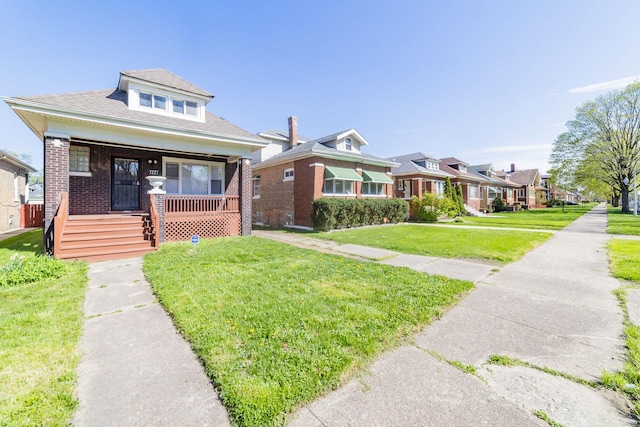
314, 225, 551, 264
143, 237, 472, 426
0, 229, 87, 425
607, 206, 640, 236
608, 239, 640, 283
451, 204, 595, 230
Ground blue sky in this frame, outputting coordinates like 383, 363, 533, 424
2, 1, 640, 173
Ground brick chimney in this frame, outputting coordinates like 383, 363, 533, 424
510, 163, 516, 172
288, 116, 298, 149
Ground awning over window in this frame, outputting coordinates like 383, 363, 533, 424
362, 170, 394, 184
324, 166, 363, 181
489, 186, 502, 193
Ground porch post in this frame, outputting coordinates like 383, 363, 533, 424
240, 157, 252, 236
43, 133, 70, 254
153, 193, 166, 243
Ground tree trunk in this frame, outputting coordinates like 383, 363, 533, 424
622, 184, 630, 213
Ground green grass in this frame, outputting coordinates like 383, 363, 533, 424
450, 204, 594, 230
0, 229, 87, 425
143, 237, 473, 426
602, 289, 640, 417
609, 239, 640, 283
607, 206, 640, 235
314, 225, 551, 264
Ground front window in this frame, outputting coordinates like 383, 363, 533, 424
469, 185, 478, 199
517, 189, 525, 198
434, 180, 444, 196
362, 182, 385, 195
403, 180, 411, 199
139, 92, 152, 108
186, 101, 198, 116
153, 95, 166, 110
163, 158, 224, 195
324, 179, 354, 194
344, 138, 352, 151
172, 99, 184, 113
69, 145, 90, 173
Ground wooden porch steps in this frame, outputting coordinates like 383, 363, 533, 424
58, 215, 156, 261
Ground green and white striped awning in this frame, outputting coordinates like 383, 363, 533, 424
324, 166, 363, 181
362, 170, 394, 184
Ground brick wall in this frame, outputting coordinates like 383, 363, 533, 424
252, 161, 295, 228
44, 136, 70, 241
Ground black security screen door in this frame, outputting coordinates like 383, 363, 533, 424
112, 157, 140, 211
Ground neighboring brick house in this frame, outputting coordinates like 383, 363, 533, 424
387, 152, 455, 218
252, 117, 398, 228
505, 164, 543, 209
3, 69, 267, 259
439, 157, 485, 210
0, 149, 36, 232
467, 164, 521, 210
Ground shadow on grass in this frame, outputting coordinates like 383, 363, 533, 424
0, 228, 44, 257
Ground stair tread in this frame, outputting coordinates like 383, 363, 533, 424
59, 243, 154, 259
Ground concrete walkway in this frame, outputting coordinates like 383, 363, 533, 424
73, 258, 230, 426
258, 205, 632, 426
0, 227, 37, 242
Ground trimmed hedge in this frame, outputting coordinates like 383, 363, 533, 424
311, 198, 409, 231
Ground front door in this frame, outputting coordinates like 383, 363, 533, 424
112, 157, 140, 211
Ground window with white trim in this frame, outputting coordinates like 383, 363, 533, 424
163, 157, 225, 195
469, 185, 478, 199
434, 180, 445, 195
69, 145, 90, 173
403, 180, 411, 199
283, 168, 294, 181
323, 179, 354, 195
344, 137, 352, 151
253, 175, 260, 197
362, 182, 385, 195
139, 91, 199, 117
517, 189, 525, 198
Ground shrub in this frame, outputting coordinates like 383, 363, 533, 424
492, 197, 506, 212
0, 253, 68, 287
311, 198, 408, 231
412, 192, 457, 222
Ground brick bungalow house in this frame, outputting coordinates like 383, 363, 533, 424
387, 152, 455, 218
439, 157, 485, 211
3, 69, 267, 260
505, 164, 543, 209
467, 164, 521, 210
252, 117, 397, 228
0, 149, 37, 232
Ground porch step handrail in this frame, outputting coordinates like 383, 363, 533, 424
53, 192, 69, 258
165, 195, 239, 213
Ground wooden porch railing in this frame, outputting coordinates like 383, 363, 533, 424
164, 195, 239, 213
149, 195, 160, 247
53, 192, 69, 259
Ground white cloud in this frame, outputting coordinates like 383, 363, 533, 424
569, 76, 640, 94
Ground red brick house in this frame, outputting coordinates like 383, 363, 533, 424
439, 157, 485, 210
467, 164, 521, 210
387, 152, 455, 218
3, 69, 267, 260
505, 164, 543, 209
252, 117, 397, 228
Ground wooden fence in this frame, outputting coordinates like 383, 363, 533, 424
20, 204, 44, 228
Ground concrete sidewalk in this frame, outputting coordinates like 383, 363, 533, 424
73, 258, 230, 426
0, 227, 38, 242
281, 204, 633, 426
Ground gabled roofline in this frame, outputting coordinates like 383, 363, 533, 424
0, 148, 37, 172
118, 70, 213, 102
3, 96, 268, 149
253, 148, 398, 170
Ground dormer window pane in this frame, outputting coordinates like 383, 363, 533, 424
153, 95, 166, 110
186, 101, 198, 116
172, 100, 184, 113
345, 138, 352, 151
140, 93, 152, 107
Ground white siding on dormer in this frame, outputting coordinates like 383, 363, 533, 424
127, 83, 205, 123
339, 137, 360, 153
252, 140, 289, 163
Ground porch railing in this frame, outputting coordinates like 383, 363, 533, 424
53, 192, 69, 259
165, 195, 239, 213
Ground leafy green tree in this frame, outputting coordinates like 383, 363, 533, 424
455, 185, 465, 214
550, 82, 640, 212
412, 192, 456, 222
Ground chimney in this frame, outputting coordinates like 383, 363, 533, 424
288, 116, 298, 149
510, 163, 516, 173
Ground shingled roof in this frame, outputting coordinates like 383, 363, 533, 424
507, 169, 540, 186
119, 69, 213, 99
11, 89, 262, 142
388, 152, 454, 178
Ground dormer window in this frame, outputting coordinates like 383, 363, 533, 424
139, 93, 152, 107
136, 90, 201, 119
345, 138, 352, 151
172, 99, 184, 113
186, 101, 198, 116
153, 95, 166, 110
